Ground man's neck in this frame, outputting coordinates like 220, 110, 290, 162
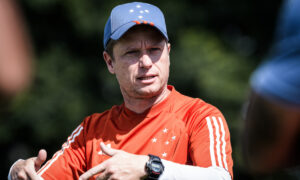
122, 87, 171, 114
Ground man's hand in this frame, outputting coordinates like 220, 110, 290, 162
10, 149, 47, 180
79, 142, 149, 180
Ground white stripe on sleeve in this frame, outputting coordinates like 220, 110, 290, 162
218, 117, 228, 170
206, 117, 216, 167
212, 116, 223, 168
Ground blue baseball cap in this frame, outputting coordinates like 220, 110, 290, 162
251, 0, 300, 106
103, 2, 168, 49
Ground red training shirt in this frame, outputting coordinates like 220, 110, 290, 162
38, 85, 233, 179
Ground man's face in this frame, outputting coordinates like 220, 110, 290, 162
104, 25, 171, 99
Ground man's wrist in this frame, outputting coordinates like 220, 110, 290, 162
145, 154, 164, 180
141, 155, 150, 179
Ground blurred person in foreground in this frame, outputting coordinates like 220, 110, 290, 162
9, 2, 233, 180
0, 0, 33, 103
243, 0, 300, 174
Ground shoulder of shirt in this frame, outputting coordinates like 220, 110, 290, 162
173, 90, 221, 114
80, 104, 122, 127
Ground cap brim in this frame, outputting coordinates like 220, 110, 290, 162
110, 22, 169, 42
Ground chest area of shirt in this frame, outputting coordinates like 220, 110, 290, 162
86, 111, 189, 168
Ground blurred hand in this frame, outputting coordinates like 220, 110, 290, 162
10, 149, 47, 180
79, 143, 149, 180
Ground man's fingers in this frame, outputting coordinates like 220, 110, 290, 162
80, 144, 123, 180
25, 167, 42, 180
14, 170, 27, 180
100, 142, 119, 156
79, 163, 106, 180
34, 149, 47, 170
10, 152, 45, 180
95, 170, 111, 180
23, 157, 41, 180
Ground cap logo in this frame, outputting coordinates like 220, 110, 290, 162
128, 4, 150, 17
128, 4, 152, 25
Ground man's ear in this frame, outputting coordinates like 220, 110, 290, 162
167, 43, 171, 53
103, 51, 115, 74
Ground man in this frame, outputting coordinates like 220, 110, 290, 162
9, 2, 233, 179
242, 0, 300, 174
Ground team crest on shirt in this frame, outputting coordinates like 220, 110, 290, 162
150, 127, 178, 158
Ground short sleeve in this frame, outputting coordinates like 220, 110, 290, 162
188, 106, 233, 178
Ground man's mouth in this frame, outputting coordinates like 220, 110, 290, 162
137, 76, 156, 80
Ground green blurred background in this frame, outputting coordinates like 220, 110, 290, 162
2, 0, 299, 179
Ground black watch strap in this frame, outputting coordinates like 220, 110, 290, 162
145, 154, 164, 180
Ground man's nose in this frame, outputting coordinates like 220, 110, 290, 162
139, 53, 152, 68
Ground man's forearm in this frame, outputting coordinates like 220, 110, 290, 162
160, 160, 232, 180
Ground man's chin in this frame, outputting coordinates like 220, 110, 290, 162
135, 86, 161, 98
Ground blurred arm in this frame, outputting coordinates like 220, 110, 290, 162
243, 91, 300, 173
0, 0, 33, 98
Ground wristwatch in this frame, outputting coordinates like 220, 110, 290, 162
145, 154, 165, 180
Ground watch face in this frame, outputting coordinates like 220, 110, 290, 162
152, 162, 162, 173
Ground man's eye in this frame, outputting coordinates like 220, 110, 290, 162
126, 50, 139, 55
150, 48, 160, 52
